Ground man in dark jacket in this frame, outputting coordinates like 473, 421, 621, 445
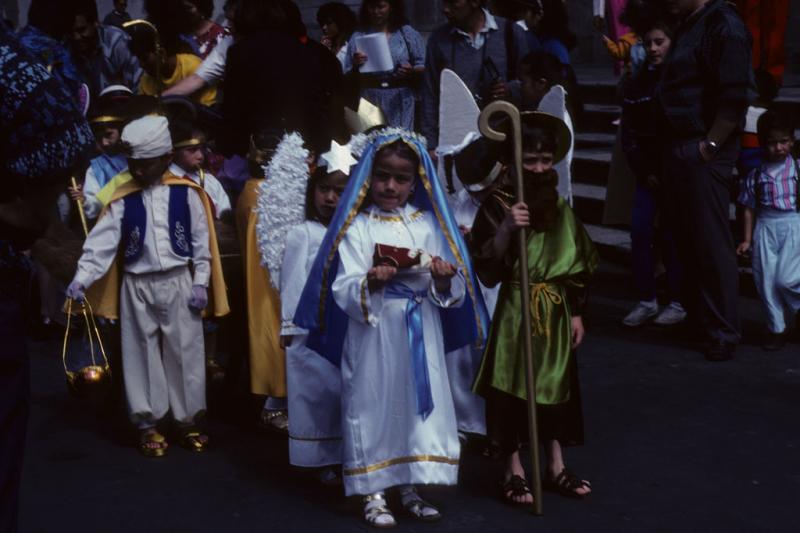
420, 0, 530, 150
656, 0, 753, 361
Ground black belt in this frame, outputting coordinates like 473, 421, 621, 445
359, 75, 412, 90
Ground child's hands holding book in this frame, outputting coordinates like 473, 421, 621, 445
367, 265, 398, 292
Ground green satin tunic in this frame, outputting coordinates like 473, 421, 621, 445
473, 197, 598, 404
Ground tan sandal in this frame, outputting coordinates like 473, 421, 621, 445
139, 429, 168, 458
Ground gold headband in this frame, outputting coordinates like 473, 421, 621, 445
173, 138, 205, 149
90, 115, 125, 125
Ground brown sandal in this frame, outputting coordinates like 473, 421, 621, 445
501, 475, 534, 506
543, 468, 592, 499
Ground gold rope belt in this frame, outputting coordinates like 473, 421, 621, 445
510, 281, 563, 337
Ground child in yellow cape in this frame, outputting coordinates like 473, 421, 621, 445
66, 115, 229, 458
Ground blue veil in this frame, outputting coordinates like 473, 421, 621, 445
294, 130, 490, 367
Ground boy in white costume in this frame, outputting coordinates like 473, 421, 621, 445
66, 115, 228, 457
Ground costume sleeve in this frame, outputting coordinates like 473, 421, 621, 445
469, 194, 515, 288
73, 199, 124, 288
280, 225, 310, 336
332, 220, 384, 326
564, 279, 591, 317
205, 174, 232, 218
188, 188, 211, 287
737, 168, 758, 209
82, 166, 103, 220
429, 270, 466, 308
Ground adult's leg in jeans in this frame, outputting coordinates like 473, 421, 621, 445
660, 223, 685, 304
630, 185, 658, 302
0, 283, 29, 533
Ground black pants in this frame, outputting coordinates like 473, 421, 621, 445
0, 273, 29, 533
486, 354, 584, 456
662, 139, 741, 345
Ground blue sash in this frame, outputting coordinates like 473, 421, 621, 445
384, 282, 434, 419
90, 154, 128, 188
121, 185, 193, 265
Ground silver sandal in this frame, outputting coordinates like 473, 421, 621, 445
363, 492, 396, 529
399, 487, 442, 522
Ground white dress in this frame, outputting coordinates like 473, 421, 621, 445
281, 220, 343, 467
333, 204, 464, 496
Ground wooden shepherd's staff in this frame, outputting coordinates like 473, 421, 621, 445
70, 177, 90, 237
478, 100, 543, 515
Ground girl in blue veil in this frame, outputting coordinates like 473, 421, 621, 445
294, 128, 489, 527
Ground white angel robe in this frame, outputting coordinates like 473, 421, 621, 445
446, 189, 503, 436
281, 220, 343, 467
333, 204, 464, 496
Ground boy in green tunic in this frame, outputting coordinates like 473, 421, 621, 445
469, 112, 598, 505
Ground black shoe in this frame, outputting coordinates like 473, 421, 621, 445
704, 340, 735, 362
762, 330, 786, 351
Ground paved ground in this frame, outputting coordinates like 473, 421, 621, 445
18, 264, 800, 532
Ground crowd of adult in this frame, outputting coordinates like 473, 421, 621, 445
1, 0, 796, 531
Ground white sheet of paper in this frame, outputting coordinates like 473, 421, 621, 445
355, 33, 394, 73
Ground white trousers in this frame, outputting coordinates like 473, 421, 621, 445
752, 210, 800, 334
120, 267, 206, 429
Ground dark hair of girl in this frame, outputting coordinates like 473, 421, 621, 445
317, 2, 358, 46
168, 118, 204, 146
620, 0, 673, 37
518, 51, 565, 88
521, 124, 560, 232
375, 138, 420, 169
358, 0, 408, 32
65, 0, 99, 24
187, 0, 215, 20
305, 166, 333, 224
538, 0, 577, 51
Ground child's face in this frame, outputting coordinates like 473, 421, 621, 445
174, 145, 205, 172
643, 29, 671, 66
314, 171, 348, 223
321, 19, 339, 39
522, 150, 555, 176
764, 129, 794, 162
114, 0, 128, 11
370, 150, 416, 211
129, 154, 172, 187
95, 125, 122, 154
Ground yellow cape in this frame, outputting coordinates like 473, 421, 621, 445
85, 172, 230, 320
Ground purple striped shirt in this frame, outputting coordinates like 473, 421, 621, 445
738, 156, 798, 211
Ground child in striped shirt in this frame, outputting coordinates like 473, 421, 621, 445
736, 110, 800, 351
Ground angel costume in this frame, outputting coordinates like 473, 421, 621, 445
281, 220, 342, 467
295, 130, 489, 497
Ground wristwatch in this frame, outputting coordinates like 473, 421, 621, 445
704, 139, 721, 155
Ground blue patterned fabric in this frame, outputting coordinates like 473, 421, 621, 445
294, 131, 490, 367
1, 25, 93, 181
17, 25, 83, 97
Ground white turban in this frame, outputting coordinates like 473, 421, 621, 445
122, 116, 172, 159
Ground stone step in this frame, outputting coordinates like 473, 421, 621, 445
572, 147, 612, 187
575, 132, 616, 150
579, 103, 621, 134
